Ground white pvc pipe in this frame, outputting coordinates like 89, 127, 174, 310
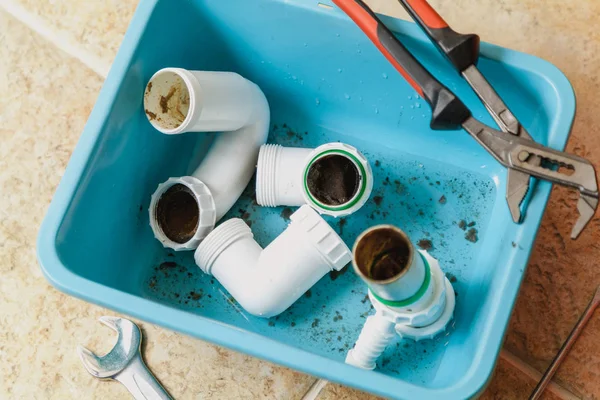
346, 251, 455, 370
145, 68, 269, 251
256, 144, 313, 207
194, 205, 352, 317
256, 143, 373, 217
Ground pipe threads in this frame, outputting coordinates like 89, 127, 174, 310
195, 218, 253, 275
256, 144, 283, 207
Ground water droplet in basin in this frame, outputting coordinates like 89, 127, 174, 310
415, 94, 420, 99
304, 43, 308, 47
336, 33, 340, 37
345, 94, 351, 100
338, 68, 344, 73
382, 73, 388, 79
410, 105, 414, 109
422, 114, 426, 118
300, 80, 304, 85
416, 103, 421, 108
400, 105, 404, 109
411, 116, 414, 120
357, 49, 362, 54
359, 96, 363, 101
359, 80, 363, 84
408, 95, 412, 100
316, 98, 320, 106
292, 76, 297, 81
375, 108, 379, 114
261, 60, 265, 64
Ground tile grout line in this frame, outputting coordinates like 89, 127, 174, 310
500, 349, 584, 400
0, 0, 110, 78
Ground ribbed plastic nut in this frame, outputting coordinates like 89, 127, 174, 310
290, 205, 351, 271
368, 252, 455, 341
194, 218, 252, 275
149, 176, 217, 251
395, 278, 456, 342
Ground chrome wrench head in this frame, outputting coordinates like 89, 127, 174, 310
78, 317, 173, 399
77, 316, 142, 379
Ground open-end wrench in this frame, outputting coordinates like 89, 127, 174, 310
77, 316, 173, 400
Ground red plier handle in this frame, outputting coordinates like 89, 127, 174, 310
332, 0, 471, 130
398, 0, 480, 72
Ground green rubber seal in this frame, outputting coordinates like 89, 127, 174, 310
370, 253, 432, 308
303, 149, 368, 212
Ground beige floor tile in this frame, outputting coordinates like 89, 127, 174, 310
4, 0, 139, 67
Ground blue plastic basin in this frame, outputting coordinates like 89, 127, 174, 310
37, 0, 575, 398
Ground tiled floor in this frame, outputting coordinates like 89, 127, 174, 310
0, 0, 599, 399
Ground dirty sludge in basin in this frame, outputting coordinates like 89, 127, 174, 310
370, 247, 409, 280
355, 227, 411, 281
144, 71, 190, 130
307, 154, 359, 205
156, 184, 199, 244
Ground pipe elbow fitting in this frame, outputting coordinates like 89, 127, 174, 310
194, 205, 352, 318
145, 68, 270, 250
256, 143, 373, 217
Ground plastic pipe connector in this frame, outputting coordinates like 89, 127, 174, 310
194, 205, 352, 318
145, 68, 269, 251
346, 251, 455, 370
346, 225, 455, 370
256, 143, 373, 217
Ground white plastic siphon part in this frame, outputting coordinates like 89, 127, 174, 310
194, 205, 352, 318
146, 68, 269, 251
368, 242, 429, 305
256, 144, 313, 207
256, 142, 373, 217
346, 251, 455, 370
345, 313, 397, 370
144, 68, 259, 134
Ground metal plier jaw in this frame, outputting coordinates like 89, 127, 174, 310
463, 117, 599, 238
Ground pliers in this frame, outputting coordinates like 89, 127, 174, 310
332, 0, 599, 239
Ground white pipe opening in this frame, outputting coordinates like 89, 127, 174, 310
256, 143, 373, 217
145, 68, 269, 251
352, 225, 430, 305
194, 205, 352, 318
